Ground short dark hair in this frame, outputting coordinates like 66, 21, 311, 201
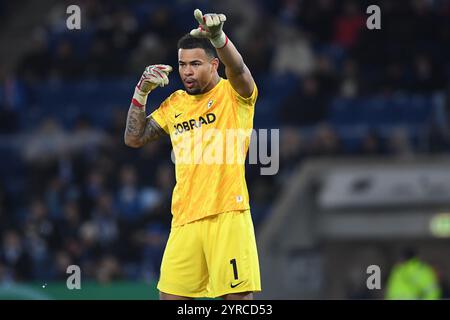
177, 33, 217, 58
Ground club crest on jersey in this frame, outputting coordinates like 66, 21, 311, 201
207, 100, 214, 109
173, 113, 216, 135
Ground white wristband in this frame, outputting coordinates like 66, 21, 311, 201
210, 32, 228, 49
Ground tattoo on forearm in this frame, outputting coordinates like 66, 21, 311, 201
126, 105, 146, 137
142, 116, 165, 144
125, 104, 165, 146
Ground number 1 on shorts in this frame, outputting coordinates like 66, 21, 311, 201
230, 258, 239, 280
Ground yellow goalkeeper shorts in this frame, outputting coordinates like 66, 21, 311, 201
157, 209, 261, 298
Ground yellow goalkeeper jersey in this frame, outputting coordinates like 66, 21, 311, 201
150, 78, 257, 227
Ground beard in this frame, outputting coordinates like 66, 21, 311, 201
185, 86, 202, 95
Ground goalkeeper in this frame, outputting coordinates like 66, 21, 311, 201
124, 9, 260, 300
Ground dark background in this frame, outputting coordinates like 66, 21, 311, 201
0, 0, 449, 299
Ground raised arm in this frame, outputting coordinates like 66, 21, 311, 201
124, 64, 172, 148
190, 9, 255, 98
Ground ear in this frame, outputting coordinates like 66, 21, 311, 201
211, 57, 219, 72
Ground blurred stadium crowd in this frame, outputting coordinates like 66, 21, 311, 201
0, 0, 449, 289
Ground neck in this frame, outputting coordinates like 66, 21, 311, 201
202, 74, 220, 93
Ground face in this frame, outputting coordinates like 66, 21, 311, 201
178, 48, 219, 95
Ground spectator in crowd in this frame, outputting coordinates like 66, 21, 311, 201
16, 29, 51, 82
309, 123, 343, 156
116, 165, 141, 224
332, 0, 364, 49
0, 230, 32, 280
386, 127, 414, 158
95, 255, 122, 284
358, 130, 384, 156
386, 248, 442, 300
90, 192, 119, 251
50, 41, 82, 80
271, 25, 316, 77
280, 76, 329, 126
